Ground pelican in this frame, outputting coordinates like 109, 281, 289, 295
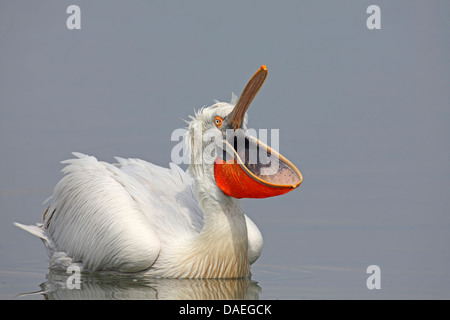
15, 66, 302, 279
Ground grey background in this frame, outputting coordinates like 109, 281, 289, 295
1, 1, 449, 299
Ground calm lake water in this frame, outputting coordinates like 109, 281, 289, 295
1, 1, 450, 299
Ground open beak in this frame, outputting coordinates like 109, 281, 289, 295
214, 65, 303, 199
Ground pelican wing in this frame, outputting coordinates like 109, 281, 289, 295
113, 157, 205, 238
43, 153, 200, 272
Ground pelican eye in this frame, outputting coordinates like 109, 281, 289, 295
214, 116, 223, 128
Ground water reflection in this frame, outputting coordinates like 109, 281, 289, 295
33, 270, 261, 300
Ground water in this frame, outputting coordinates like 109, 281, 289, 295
1, 1, 450, 299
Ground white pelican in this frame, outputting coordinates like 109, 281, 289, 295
15, 66, 302, 279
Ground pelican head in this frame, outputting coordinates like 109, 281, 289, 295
187, 66, 302, 200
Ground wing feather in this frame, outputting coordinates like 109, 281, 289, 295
44, 153, 161, 272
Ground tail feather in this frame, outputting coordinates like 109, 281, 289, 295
13, 222, 48, 240
14, 222, 71, 268
14, 222, 55, 255
14, 222, 78, 270
14, 222, 77, 271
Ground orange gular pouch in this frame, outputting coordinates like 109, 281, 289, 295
214, 133, 303, 199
